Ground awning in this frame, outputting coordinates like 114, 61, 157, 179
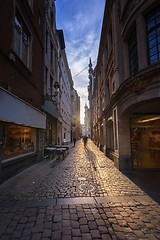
0, 87, 46, 129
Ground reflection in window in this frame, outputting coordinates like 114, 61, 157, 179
2, 124, 36, 160
146, 6, 160, 64
131, 115, 160, 168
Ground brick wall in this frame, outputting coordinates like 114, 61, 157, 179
0, 0, 44, 110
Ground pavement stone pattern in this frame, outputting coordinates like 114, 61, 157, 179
0, 140, 160, 239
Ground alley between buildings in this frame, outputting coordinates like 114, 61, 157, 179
0, 140, 160, 240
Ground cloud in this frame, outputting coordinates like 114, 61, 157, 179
56, 0, 105, 123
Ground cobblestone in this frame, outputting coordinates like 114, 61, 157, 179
0, 140, 160, 239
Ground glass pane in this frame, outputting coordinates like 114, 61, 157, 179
147, 14, 155, 23
22, 29, 29, 65
148, 30, 156, 40
149, 45, 158, 55
147, 19, 156, 30
15, 31, 21, 56
148, 38, 157, 48
15, 16, 21, 31
3, 124, 35, 160
155, 8, 160, 17
22, 43, 28, 65
156, 15, 160, 24
131, 115, 160, 169
22, 32, 28, 45
150, 53, 158, 64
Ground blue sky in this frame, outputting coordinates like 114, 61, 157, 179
55, 0, 105, 123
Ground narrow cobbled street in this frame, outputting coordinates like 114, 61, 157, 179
0, 140, 160, 240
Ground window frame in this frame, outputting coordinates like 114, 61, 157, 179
14, 10, 31, 68
146, 6, 160, 65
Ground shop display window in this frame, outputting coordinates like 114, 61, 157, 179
0, 122, 36, 160
131, 115, 160, 168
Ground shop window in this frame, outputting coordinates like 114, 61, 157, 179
14, 10, 31, 67
131, 115, 160, 168
1, 123, 36, 160
146, 6, 160, 64
128, 27, 138, 76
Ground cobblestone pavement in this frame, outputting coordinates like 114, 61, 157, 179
0, 140, 160, 240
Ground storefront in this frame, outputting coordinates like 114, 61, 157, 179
44, 115, 57, 146
0, 87, 46, 182
0, 123, 36, 160
131, 114, 160, 169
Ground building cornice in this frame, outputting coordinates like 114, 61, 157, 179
98, 63, 160, 121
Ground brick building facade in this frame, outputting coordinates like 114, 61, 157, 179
0, 0, 46, 182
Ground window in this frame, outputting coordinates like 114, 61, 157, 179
45, 29, 48, 54
45, 67, 48, 94
50, 11, 53, 28
14, 12, 30, 67
1, 123, 36, 160
50, 41, 53, 65
146, 6, 160, 64
128, 28, 138, 75
38, 11, 41, 25
109, 72, 115, 96
108, 25, 113, 53
27, 0, 33, 9
113, 108, 118, 150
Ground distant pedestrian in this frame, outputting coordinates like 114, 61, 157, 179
73, 137, 77, 147
83, 135, 88, 147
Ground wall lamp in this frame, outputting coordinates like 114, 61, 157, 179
52, 81, 60, 97
44, 81, 60, 100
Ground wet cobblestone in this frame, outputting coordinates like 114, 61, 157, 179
0, 140, 160, 239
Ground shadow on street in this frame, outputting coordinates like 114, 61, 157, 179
125, 170, 160, 204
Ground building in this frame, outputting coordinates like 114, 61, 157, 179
42, 1, 74, 146
84, 104, 91, 137
71, 89, 81, 140
0, 0, 46, 182
58, 29, 73, 145
88, 58, 97, 141
90, 0, 160, 171
42, 0, 60, 146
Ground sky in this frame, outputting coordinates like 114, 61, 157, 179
55, 0, 106, 124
